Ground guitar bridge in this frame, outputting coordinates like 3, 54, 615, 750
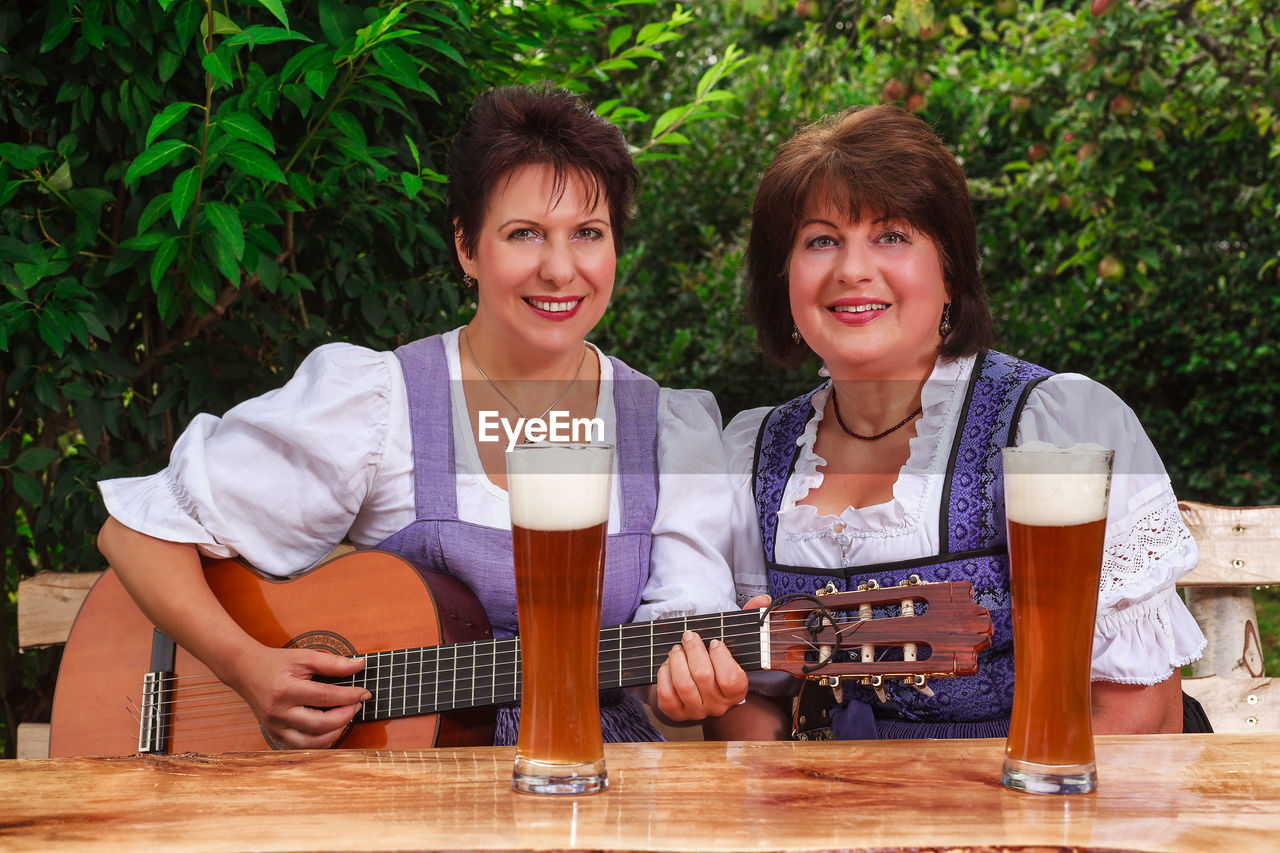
138, 628, 177, 754
138, 670, 173, 754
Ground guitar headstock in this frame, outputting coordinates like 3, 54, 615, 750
762, 580, 992, 683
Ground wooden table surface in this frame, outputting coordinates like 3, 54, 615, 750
3, 734, 1275, 852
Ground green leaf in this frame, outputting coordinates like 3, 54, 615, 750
200, 9, 243, 38
176, 0, 203, 52
46, 161, 72, 191
125, 139, 189, 186
150, 235, 181, 289
37, 309, 67, 355
171, 166, 200, 225
80, 310, 111, 342
12, 471, 42, 505
607, 24, 632, 56
202, 229, 241, 286
0, 236, 35, 264
187, 257, 218, 305
226, 25, 311, 47
0, 143, 40, 170
118, 231, 171, 251
138, 193, 174, 233
636, 22, 669, 46
596, 58, 637, 72
15, 446, 60, 471
220, 141, 286, 183
651, 106, 688, 138
252, 0, 289, 28
202, 50, 235, 84
287, 171, 315, 207
328, 109, 366, 145
304, 65, 337, 98
158, 48, 183, 83
400, 171, 423, 199
372, 45, 420, 89
219, 110, 275, 152
281, 43, 331, 82
420, 35, 465, 67
238, 201, 282, 226
146, 102, 199, 148
205, 201, 245, 260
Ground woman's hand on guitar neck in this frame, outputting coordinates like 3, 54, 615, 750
649, 594, 771, 723
224, 646, 370, 749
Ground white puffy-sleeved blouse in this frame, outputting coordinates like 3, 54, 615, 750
724, 353, 1206, 686
99, 328, 738, 622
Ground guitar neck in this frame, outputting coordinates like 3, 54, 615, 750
348, 609, 764, 723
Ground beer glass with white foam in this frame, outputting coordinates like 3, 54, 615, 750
1001, 442, 1113, 795
507, 442, 612, 795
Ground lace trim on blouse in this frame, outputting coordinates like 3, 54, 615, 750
776, 356, 968, 541
1101, 485, 1194, 602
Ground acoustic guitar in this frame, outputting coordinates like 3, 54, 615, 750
49, 550, 993, 757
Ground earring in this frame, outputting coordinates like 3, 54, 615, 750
462, 273, 476, 288
939, 303, 952, 338
791, 324, 802, 344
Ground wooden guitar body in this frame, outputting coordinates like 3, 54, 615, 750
49, 551, 495, 757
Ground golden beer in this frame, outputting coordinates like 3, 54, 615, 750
1005, 516, 1107, 766
507, 442, 612, 795
512, 521, 607, 765
1001, 443, 1113, 795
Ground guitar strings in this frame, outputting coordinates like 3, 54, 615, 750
134, 611, 941, 743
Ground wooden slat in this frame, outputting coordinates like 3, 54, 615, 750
16, 571, 102, 649
1183, 675, 1279, 733
15, 723, 51, 760
1177, 501, 1280, 586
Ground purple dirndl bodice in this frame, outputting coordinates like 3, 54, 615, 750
753, 351, 1053, 739
374, 335, 664, 744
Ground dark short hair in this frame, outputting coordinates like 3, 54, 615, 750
446, 84, 637, 269
746, 104, 993, 365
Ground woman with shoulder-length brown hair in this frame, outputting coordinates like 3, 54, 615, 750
97, 83, 751, 751
708, 104, 1208, 741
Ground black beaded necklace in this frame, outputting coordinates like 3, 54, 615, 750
831, 391, 923, 441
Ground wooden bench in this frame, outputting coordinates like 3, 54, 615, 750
14, 570, 103, 759
1176, 501, 1280, 733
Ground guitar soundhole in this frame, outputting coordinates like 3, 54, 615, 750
258, 631, 359, 751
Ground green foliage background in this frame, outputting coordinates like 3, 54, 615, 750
2, 0, 1277, 755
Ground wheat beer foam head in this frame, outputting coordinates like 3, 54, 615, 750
1003, 441, 1113, 527
506, 443, 613, 531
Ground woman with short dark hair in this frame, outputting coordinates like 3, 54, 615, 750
710, 104, 1206, 740
97, 84, 747, 750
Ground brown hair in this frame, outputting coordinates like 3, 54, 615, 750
446, 84, 637, 269
746, 104, 993, 365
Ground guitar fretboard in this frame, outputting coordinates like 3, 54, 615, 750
344, 610, 763, 723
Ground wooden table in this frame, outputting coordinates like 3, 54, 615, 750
3, 734, 1275, 852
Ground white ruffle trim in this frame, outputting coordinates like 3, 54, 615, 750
1092, 586, 1207, 684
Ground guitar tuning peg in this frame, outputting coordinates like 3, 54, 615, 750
860, 674, 887, 703
904, 674, 935, 697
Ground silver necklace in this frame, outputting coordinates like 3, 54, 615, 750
462, 328, 588, 421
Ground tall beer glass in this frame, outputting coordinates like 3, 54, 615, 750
1001, 442, 1113, 795
507, 442, 612, 795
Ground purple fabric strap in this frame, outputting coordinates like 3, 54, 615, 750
374, 335, 663, 744
752, 351, 1052, 739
